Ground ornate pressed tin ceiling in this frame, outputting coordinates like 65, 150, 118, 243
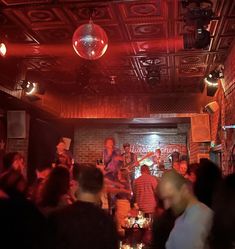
0, 0, 234, 96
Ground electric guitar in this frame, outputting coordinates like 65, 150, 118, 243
121, 151, 154, 173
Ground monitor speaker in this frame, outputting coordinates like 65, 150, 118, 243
7, 111, 26, 138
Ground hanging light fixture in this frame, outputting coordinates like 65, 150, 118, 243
72, 9, 108, 60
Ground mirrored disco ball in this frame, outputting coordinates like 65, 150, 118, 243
72, 21, 108, 60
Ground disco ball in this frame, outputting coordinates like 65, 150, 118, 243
72, 21, 108, 60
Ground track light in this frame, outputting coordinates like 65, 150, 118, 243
205, 70, 222, 85
183, 27, 210, 49
21, 80, 36, 95
0, 43, 7, 57
204, 69, 223, 96
146, 66, 160, 86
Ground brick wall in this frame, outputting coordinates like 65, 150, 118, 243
73, 125, 188, 167
188, 128, 210, 164
222, 42, 235, 174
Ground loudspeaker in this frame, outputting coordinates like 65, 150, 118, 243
191, 114, 211, 142
205, 101, 219, 114
207, 84, 218, 97
7, 111, 26, 138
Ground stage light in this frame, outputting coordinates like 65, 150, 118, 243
0, 43, 7, 57
183, 27, 210, 49
204, 70, 222, 85
206, 84, 218, 97
21, 80, 36, 95
146, 66, 160, 86
204, 69, 223, 96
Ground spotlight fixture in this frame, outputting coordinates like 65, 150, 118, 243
181, 0, 213, 9
182, 0, 214, 49
0, 42, 7, 57
109, 75, 117, 85
204, 68, 223, 96
184, 7, 214, 27
21, 80, 36, 95
183, 27, 210, 49
205, 69, 223, 85
146, 66, 160, 86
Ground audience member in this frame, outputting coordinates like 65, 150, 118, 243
159, 170, 213, 249
194, 159, 222, 209
187, 163, 199, 183
2, 152, 26, 177
172, 160, 180, 172
151, 193, 175, 249
179, 160, 189, 178
39, 166, 72, 216
115, 169, 132, 233
49, 165, 119, 249
0, 153, 47, 249
133, 165, 158, 217
208, 173, 235, 249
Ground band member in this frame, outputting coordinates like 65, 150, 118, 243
102, 137, 122, 180
151, 148, 164, 176
53, 139, 73, 170
122, 143, 138, 169
121, 143, 139, 182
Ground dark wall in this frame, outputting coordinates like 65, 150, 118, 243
0, 116, 7, 172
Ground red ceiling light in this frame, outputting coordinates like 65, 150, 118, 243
0, 43, 7, 57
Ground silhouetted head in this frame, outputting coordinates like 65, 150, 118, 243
159, 170, 192, 216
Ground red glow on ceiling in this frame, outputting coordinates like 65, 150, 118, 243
5, 37, 183, 57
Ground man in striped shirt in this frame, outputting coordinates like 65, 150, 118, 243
133, 165, 158, 216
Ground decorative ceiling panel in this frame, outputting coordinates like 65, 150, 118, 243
64, 4, 116, 24
6, 7, 70, 28
228, 2, 235, 17
0, 12, 16, 27
102, 25, 124, 42
1, 0, 51, 5
175, 54, 209, 66
222, 19, 235, 36
126, 22, 166, 40
133, 40, 168, 53
137, 56, 168, 67
118, 0, 164, 20
217, 37, 235, 50
177, 66, 206, 77
32, 26, 74, 43
0, 0, 234, 96
4, 28, 35, 43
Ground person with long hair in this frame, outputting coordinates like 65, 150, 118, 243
39, 166, 72, 216
208, 173, 235, 249
194, 159, 222, 209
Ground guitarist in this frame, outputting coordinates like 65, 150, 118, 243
121, 143, 138, 181
102, 137, 122, 181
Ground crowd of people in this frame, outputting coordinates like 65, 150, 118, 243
0, 137, 234, 249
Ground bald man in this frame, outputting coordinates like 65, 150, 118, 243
159, 170, 213, 249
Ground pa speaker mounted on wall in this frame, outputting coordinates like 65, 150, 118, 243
7, 111, 26, 138
205, 101, 219, 114
191, 114, 211, 142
